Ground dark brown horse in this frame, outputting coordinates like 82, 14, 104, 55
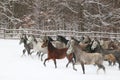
41, 40, 76, 70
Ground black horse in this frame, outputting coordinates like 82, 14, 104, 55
19, 34, 33, 56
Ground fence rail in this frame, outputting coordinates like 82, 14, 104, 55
0, 28, 120, 40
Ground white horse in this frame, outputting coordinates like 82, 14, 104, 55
27, 35, 48, 61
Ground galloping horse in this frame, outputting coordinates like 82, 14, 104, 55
91, 39, 120, 69
41, 39, 76, 70
19, 34, 33, 55
67, 38, 105, 74
27, 35, 48, 61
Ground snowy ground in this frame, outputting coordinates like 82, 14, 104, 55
0, 39, 120, 80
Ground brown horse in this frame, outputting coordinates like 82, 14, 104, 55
41, 40, 76, 70
104, 54, 116, 66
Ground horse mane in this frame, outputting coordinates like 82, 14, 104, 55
24, 34, 28, 40
48, 36, 54, 41
32, 35, 38, 43
21, 34, 28, 44
47, 40, 56, 51
57, 35, 69, 45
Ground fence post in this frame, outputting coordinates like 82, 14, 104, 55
3, 29, 5, 39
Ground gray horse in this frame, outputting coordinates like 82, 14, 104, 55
67, 38, 105, 74
19, 34, 33, 56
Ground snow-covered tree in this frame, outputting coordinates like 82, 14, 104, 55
0, 0, 120, 32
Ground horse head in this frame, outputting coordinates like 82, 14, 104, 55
82, 35, 91, 44
91, 39, 100, 51
41, 40, 48, 48
19, 34, 28, 45
66, 38, 78, 55
27, 35, 37, 44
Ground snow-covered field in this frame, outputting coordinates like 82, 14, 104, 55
0, 39, 120, 80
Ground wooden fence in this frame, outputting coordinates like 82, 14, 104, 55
0, 28, 120, 40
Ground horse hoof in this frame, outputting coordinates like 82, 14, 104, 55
44, 63, 46, 67
73, 68, 77, 71
41, 59, 43, 61
66, 65, 68, 68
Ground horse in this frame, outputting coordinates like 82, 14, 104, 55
77, 35, 94, 53
79, 41, 94, 53
91, 38, 120, 69
82, 35, 91, 44
100, 39, 112, 49
27, 35, 48, 61
104, 54, 116, 66
19, 34, 33, 56
108, 40, 120, 50
67, 38, 105, 74
41, 39, 76, 71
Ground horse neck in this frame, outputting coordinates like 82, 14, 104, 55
72, 44, 81, 53
59, 37, 68, 45
63, 40, 69, 45
23, 39, 27, 45
95, 43, 104, 53
48, 36, 54, 41
48, 41, 56, 51
34, 38, 38, 43
31, 40, 38, 48
74, 45, 84, 58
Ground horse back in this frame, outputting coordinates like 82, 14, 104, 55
48, 48, 68, 59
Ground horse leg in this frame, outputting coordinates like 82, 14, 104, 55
41, 53, 45, 61
97, 64, 105, 73
66, 55, 77, 71
80, 62, 85, 74
27, 50, 31, 55
115, 57, 120, 70
66, 54, 72, 68
66, 53, 75, 67
108, 61, 112, 66
117, 61, 120, 70
71, 60, 77, 71
66, 61, 70, 68
53, 59, 57, 68
36, 51, 41, 57
73, 53, 76, 63
26, 48, 31, 55
22, 49, 26, 56
113, 61, 116, 66
43, 58, 50, 67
